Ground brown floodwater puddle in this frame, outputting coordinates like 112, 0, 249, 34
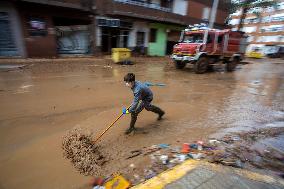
0, 57, 283, 188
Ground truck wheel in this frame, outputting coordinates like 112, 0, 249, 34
175, 61, 186, 69
226, 57, 239, 72
194, 57, 208, 74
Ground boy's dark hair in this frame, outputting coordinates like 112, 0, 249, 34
124, 73, 135, 82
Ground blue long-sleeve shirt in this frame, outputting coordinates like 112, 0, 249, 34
129, 81, 153, 113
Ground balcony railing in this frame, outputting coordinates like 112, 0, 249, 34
114, 0, 171, 12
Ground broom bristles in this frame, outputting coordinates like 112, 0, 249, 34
62, 127, 106, 176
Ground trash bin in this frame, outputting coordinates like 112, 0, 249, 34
111, 48, 131, 63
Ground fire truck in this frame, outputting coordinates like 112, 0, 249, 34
171, 24, 248, 74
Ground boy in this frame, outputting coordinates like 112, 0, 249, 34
122, 73, 165, 134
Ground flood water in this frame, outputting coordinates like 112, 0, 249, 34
0, 57, 283, 188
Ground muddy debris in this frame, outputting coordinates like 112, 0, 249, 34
124, 127, 284, 184
62, 127, 107, 176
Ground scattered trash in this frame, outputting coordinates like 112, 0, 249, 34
93, 186, 105, 189
197, 144, 203, 151
129, 163, 135, 169
175, 154, 188, 162
234, 160, 244, 168
126, 150, 142, 159
89, 127, 284, 185
158, 144, 169, 148
190, 143, 198, 149
181, 143, 190, 153
160, 155, 169, 164
133, 174, 140, 179
188, 153, 203, 160
209, 139, 221, 145
169, 158, 179, 164
144, 145, 160, 155
170, 146, 180, 153
144, 169, 156, 180
90, 177, 105, 188
104, 174, 130, 189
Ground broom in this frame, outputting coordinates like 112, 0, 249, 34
93, 105, 131, 143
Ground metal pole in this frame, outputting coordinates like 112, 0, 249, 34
209, 0, 219, 28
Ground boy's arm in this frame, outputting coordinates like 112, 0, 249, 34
128, 90, 140, 113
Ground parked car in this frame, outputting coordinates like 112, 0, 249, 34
266, 46, 284, 58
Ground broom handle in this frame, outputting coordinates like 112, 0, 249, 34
93, 105, 131, 143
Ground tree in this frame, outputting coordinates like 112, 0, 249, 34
225, 0, 278, 31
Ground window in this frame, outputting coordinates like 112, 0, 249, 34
276, 2, 284, 10
264, 6, 274, 13
247, 36, 254, 42
202, 7, 211, 20
229, 19, 239, 25
260, 25, 284, 32
272, 16, 284, 22
241, 26, 256, 33
262, 16, 271, 23
27, 16, 47, 36
150, 28, 157, 42
244, 18, 259, 24
136, 32, 145, 46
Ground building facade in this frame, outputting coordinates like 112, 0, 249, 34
0, 0, 229, 58
229, 0, 284, 54
0, 0, 94, 58
94, 0, 229, 56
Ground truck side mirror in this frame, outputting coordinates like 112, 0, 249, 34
179, 31, 184, 42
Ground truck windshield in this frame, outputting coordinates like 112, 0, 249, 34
183, 34, 204, 43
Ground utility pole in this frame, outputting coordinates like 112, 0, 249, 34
209, 0, 219, 28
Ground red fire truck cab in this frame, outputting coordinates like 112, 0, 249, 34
171, 24, 248, 73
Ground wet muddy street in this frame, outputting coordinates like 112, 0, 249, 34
0, 57, 283, 189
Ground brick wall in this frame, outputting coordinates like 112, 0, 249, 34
216, 9, 228, 24
187, 0, 229, 26
187, 1, 206, 20
17, 1, 92, 57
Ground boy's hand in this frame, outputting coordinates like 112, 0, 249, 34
122, 107, 130, 115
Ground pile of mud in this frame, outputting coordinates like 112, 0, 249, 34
62, 128, 106, 176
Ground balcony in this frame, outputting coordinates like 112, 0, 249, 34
104, 0, 188, 25
114, 0, 171, 12
20, 0, 93, 11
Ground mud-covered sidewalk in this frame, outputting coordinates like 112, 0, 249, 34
0, 57, 283, 188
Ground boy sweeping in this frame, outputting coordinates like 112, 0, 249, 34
122, 73, 165, 134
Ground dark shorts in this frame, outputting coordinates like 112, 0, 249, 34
132, 99, 153, 115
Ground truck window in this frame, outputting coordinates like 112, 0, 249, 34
183, 33, 203, 43
218, 35, 223, 43
207, 35, 212, 43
